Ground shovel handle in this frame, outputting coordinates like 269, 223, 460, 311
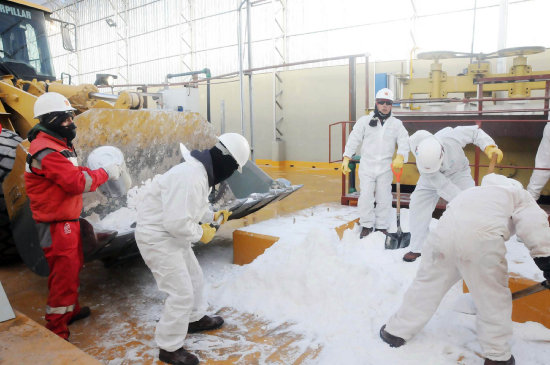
488, 153, 498, 174
210, 211, 230, 231
391, 164, 403, 215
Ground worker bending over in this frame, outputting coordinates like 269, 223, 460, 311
403, 126, 503, 262
341, 88, 410, 238
25, 92, 120, 340
380, 173, 550, 365
527, 120, 550, 200
135, 133, 250, 365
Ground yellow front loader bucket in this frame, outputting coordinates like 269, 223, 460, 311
74, 108, 218, 184
6, 108, 301, 275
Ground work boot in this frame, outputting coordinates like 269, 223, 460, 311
360, 227, 373, 239
379, 325, 405, 348
159, 347, 199, 365
68, 306, 90, 325
484, 355, 515, 365
375, 228, 388, 235
188, 315, 224, 333
403, 251, 421, 262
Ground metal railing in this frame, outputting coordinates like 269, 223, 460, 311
331, 74, 550, 204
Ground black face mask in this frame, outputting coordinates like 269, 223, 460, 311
374, 105, 391, 120
59, 122, 77, 141
210, 146, 239, 186
40, 111, 77, 142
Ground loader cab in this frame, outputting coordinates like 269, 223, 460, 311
0, 0, 55, 81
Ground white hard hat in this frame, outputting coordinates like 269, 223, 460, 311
217, 133, 250, 173
375, 88, 394, 102
415, 136, 444, 174
87, 146, 132, 197
34, 92, 76, 119
409, 130, 433, 153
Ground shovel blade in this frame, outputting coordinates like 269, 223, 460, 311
384, 232, 411, 250
398, 232, 411, 249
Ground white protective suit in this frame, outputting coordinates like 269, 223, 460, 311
343, 112, 409, 229
408, 126, 496, 254
527, 122, 550, 200
135, 153, 214, 352
385, 173, 550, 361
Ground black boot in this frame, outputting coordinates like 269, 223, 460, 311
484, 356, 515, 365
68, 306, 90, 325
159, 347, 199, 365
188, 315, 224, 333
360, 226, 373, 239
379, 325, 405, 348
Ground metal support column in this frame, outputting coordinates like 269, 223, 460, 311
349, 56, 356, 122
237, 1, 246, 138
108, 0, 130, 85
179, 0, 195, 74
271, 0, 286, 161
246, 0, 255, 161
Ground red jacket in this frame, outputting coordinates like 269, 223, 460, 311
24, 131, 108, 223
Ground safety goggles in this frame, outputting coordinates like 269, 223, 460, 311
43, 111, 75, 125
215, 140, 231, 156
57, 111, 75, 120
376, 100, 393, 106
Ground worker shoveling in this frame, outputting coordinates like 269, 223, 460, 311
380, 173, 550, 365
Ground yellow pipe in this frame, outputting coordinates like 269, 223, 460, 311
510, 56, 531, 98
47, 83, 102, 112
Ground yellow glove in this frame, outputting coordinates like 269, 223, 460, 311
392, 154, 404, 169
200, 223, 216, 244
214, 210, 232, 224
341, 156, 351, 175
484, 145, 503, 163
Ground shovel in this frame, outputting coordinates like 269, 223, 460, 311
385, 165, 411, 250
454, 280, 550, 315
512, 279, 550, 300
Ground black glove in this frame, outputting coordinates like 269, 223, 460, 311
534, 256, 550, 281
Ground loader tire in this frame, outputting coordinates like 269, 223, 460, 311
0, 129, 23, 264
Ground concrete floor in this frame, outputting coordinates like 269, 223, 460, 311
0, 165, 342, 364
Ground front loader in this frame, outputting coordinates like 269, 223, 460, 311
0, 0, 301, 274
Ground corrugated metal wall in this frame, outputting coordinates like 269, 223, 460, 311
43, 0, 549, 85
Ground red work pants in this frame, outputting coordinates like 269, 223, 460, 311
42, 220, 83, 340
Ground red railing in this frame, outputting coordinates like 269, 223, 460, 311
330, 74, 550, 205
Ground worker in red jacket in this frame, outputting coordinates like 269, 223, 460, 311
24, 92, 120, 340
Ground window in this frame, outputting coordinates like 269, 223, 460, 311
24, 24, 41, 73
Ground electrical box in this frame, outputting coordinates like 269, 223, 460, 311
158, 87, 199, 113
